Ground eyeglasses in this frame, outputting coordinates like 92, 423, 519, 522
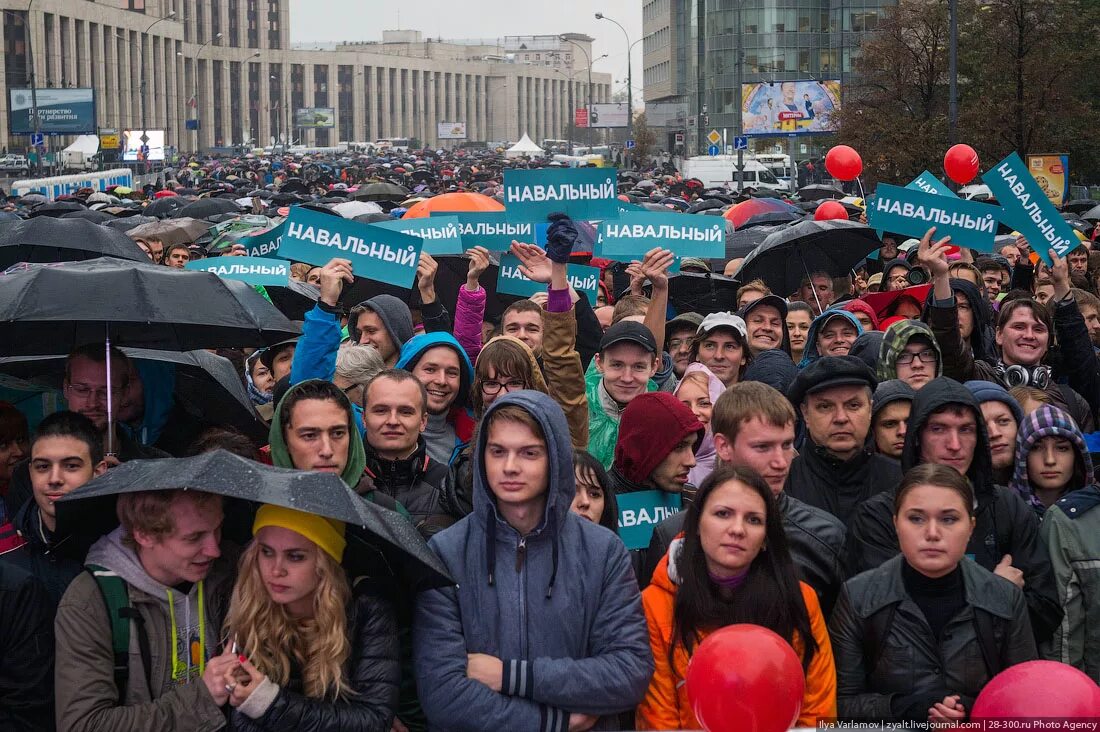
896, 349, 938, 365
65, 383, 126, 401
481, 379, 526, 395
667, 338, 691, 350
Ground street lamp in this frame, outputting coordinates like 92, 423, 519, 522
550, 53, 607, 154
595, 11, 633, 148
4, 2, 42, 174
138, 10, 176, 166
558, 35, 596, 147
188, 32, 222, 152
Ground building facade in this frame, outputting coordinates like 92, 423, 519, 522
643, 0, 895, 155
0, 0, 612, 152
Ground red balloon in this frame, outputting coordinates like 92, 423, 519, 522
685, 624, 804, 732
825, 145, 863, 181
814, 200, 849, 221
944, 144, 980, 185
972, 661, 1100, 719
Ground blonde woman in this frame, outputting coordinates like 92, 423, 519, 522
222, 505, 399, 731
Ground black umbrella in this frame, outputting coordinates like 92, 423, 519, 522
1062, 199, 1098, 214
61, 209, 115, 224
172, 197, 243, 220
0, 257, 300, 356
666, 272, 741, 315
56, 450, 453, 591
732, 219, 882, 297
0, 348, 267, 447
264, 280, 321, 321
143, 196, 188, 218
29, 200, 86, 218
738, 210, 805, 229
796, 184, 845, 202
1081, 204, 1100, 222
353, 181, 410, 202
102, 215, 159, 233
724, 223, 784, 260
0, 217, 148, 269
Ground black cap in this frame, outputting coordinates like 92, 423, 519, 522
787, 355, 877, 407
739, 294, 789, 320
600, 320, 657, 354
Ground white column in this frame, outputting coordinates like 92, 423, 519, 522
380, 66, 391, 138
367, 66, 379, 142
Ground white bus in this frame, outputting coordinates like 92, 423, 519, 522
374, 137, 411, 153
756, 153, 793, 184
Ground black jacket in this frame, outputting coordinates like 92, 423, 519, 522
230, 587, 400, 732
645, 491, 848, 615
0, 561, 54, 731
846, 377, 1064, 642
785, 443, 901, 527
3, 499, 84, 607
362, 439, 457, 539
830, 555, 1037, 721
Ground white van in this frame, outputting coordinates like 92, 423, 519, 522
681, 155, 790, 193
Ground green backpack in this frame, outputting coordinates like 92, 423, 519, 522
86, 564, 151, 696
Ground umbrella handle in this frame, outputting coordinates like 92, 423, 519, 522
856, 176, 866, 201
797, 247, 823, 314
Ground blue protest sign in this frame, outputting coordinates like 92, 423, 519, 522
371, 216, 464, 255
867, 183, 1000, 253
237, 222, 284, 258
595, 211, 725, 261
906, 171, 958, 199
496, 254, 600, 304
279, 206, 422, 288
186, 256, 290, 287
503, 167, 620, 220
982, 152, 1080, 265
433, 212, 540, 251
617, 490, 682, 551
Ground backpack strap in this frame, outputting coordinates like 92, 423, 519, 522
86, 564, 152, 698
862, 602, 898, 677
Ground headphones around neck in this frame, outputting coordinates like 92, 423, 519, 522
996, 362, 1052, 390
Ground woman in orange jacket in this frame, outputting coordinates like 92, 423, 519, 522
637, 465, 836, 730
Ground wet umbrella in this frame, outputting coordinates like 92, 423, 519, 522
796, 184, 845, 202
143, 196, 188, 218
723, 197, 802, 228
103, 215, 159, 233
402, 191, 504, 218
1080, 204, 1100, 222
172, 197, 243, 220
666, 272, 741, 315
61, 209, 115, 224
732, 219, 882, 299
29, 200, 86, 218
352, 181, 410, 202
0, 217, 148, 269
1062, 199, 1098, 214
55, 450, 453, 590
724, 223, 783, 260
126, 217, 213, 246
635, 179, 657, 190
0, 348, 267, 445
738, 210, 804, 229
333, 200, 383, 219
264, 280, 321, 321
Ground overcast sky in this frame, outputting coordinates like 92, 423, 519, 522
288, 0, 644, 99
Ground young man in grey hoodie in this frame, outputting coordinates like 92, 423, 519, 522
54, 488, 238, 732
414, 391, 653, 731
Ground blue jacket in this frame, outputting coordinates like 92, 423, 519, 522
413, 391, 653, 731
290, 302, 366, 437
396, 332, 476, 466
798, 309, 864, 368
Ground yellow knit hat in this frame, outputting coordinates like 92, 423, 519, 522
252, 504, 347, 562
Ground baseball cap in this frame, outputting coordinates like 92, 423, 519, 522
787, 355, 877, 407
697, 312, 748, 339
600, 320, 657, 354
665, 311, 704, 334
740, 294, 789, 320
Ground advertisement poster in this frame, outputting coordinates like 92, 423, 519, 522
741, 80, 841, 136
293, 107, 335, 128
1026, 154, 1070, 208
9, 88, 96, 134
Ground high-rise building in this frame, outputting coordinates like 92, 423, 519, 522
0, 0, 611, 152
642, 0, 895, 156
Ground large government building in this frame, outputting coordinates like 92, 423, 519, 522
0, 0, 613, 152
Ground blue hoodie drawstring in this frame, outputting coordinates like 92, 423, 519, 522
546, 512, 559, 599
486, 518, 496, 587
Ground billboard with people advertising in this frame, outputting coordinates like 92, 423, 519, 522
741, 80, 841, 136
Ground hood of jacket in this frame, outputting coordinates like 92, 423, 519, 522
849, 331, 885, 373
674, 362, 724, 485
901, 377, 994, 495
474, 335, 548, 416
267, 379, 366, 486
841, 299, 880, 331
881, 259, 912, 286
799, 309, 864, 368
614, 392, 705, 485
396, 331, 475, 414
473, 390, 574, 540
1008, 404, 1093, 510
876, 319, 943, 383
923, 277, 995, 364
742, 348, 800, 395
872, 379, 916, 419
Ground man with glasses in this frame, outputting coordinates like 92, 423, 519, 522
876, 320, 942, 391
361, 368, 455, 538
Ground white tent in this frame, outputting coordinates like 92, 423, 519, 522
505, 133, 544, 159
64, 134, 100, 155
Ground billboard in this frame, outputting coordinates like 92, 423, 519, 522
9, 88, 96, 134
740, 80, 841, 136
589, 103, 630, 129
293, 107, 335, 129
437, 121, 467, 140
1026, 154, 1070, 208
121, 130, 166, 162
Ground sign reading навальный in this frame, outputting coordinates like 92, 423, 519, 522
982, 152, 1080, 265
186, 256, 290, 287
617, 490, 682, 551
867, 184, 1000, 253
503, 168, 620, 221
595, 211, 725, 261
496, 254, 600, 304
906, 171, 958, 199
372, 216, 464, 255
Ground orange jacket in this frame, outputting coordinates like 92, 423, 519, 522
636, 548, 837, 730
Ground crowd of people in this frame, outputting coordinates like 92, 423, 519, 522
0, 147, 1099, 732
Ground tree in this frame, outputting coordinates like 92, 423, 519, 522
631, 112, 659, 164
